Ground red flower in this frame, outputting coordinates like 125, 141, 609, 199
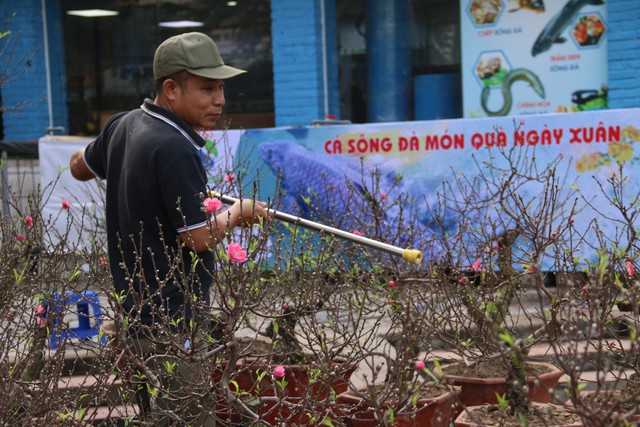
225, 173, 235, 182
203, 197, 222, 214
352, 230, 363, 236
388, 280, 396, 289
414, 360, 426, 371
34, 304, 45, 316
273, 365, 286, 379
16, 233, 25, 242
627, 260, 635, 278
61, 199, 72, 210
227, 242, 248, 263
23, 216, 33, 228
34, 304, 46, 328
471, 258, 481, 272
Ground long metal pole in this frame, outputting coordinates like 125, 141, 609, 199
212, 192, 423, 265
1, 150, 10, 223
41, 0, 54, 130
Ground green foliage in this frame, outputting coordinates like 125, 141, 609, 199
496, 392, 508, 411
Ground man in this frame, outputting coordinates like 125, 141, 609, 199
69, 32, 269, 425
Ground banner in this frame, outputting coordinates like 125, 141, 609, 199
234, 109, 640, 270
40, 108, 640, 270
460, 0, 607, 118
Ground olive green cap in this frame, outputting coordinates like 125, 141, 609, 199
153, 32, 246, 80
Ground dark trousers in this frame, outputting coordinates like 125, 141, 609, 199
104, 321, 217, 426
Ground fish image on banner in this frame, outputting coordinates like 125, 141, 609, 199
531, 0, 605, 57
258, 140, 460, 255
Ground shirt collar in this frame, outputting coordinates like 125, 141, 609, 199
140, 99, 206, 150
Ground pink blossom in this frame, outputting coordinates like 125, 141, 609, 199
16, 233, 25, 242
389, 280, 396, 289
23, 216, 33, 228
61, 199, 71, 210
100, 256, 107, 270
493, 244, 499, 250
380, 193, 388, 200
627, 260, 635, 278
582, 286, 588, 293
225, 173, 235, 182
227, 242, 248, 263
203, 197, 222, 214
33, 305, 47, 327
414, 360, 426, 371
459, 276, 469, 285
352, 230, 363, 236
471, 258, 482, 272
273, 365, 286, 379
551, 231, 557, 238
34, 304, 45, 316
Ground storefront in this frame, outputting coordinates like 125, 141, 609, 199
0, 0, 462, 139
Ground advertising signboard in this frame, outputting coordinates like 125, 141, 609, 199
460, 0, 607, 118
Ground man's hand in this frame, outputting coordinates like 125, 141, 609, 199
234, 199, 270, 226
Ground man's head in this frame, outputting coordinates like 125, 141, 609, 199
153, 32, 245, 81
153, 32, 245, 129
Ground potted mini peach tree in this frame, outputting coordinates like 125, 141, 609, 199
425, 140, 582, 425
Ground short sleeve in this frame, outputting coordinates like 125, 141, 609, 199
83, 112, 126, 179
157, 151, 209, 233
83, 134, 106, 179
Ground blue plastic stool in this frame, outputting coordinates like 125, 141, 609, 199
45, 290, 106, 349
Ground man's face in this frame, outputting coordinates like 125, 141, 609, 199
171, 74, 226, 129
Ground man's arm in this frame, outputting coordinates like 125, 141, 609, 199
179, 199, 269, 253
70, 148, 96, 181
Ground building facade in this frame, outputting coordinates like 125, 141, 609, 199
0, 0, 638, 142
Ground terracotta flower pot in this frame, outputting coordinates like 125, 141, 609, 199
211, 358, 263, 423
213, 358, 357, 424
336, 385, 461, 427
258, 360, 357, 425
565, 390, 640, 423
454, 402, 583, 426
442, 361, 563, 414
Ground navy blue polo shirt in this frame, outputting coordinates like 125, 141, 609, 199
83, 99, 214, 328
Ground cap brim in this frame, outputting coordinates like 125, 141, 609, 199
188, 65, 247, 80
